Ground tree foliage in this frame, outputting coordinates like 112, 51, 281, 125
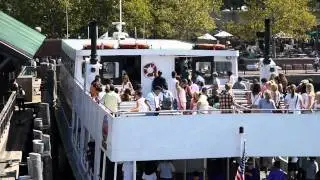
150, 0, 222, 39
225, 0, 317, 40
0, 0, 222, 40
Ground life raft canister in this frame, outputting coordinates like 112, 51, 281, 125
143, 63, 157, 78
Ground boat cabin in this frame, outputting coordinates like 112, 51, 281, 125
62, 39, 239, 95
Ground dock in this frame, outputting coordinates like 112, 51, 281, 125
0, 74, 42, 179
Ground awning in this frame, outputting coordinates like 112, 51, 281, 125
214, 31, 233, 37
197, 33, 217, 40
274, 31, 292, 39
0, 11, 46, 59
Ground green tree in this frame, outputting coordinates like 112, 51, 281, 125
1, 0, 223, 40
150, 0, 223, 40
1, 0, 65, 37
225, 0, 316, 40
123, 0, 152, 38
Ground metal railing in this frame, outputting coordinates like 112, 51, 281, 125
281, 63, 320, 74
116, 108, 318, 117
0, 91, 16, 141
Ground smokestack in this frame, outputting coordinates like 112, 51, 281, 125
263, 19, 271, 65
89, 20, 98, 65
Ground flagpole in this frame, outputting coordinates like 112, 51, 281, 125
240, 126, 245, 179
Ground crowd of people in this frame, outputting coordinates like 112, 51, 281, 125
89, 70, 320, 115
88, 71, 320, 179
117, 158, 320, 180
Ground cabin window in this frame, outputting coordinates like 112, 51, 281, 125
196, 62, 212, 78
101, 62, 119, 79
214, 61, 232, 77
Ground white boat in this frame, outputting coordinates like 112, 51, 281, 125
55, 6, 319, 180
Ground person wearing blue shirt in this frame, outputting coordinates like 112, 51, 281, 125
267, 161, 287, 180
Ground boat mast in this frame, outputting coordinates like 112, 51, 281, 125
112, 0, 125, 43
119, 0, 122, 33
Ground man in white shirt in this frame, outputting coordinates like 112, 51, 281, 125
103, 85, 121, 113
167, 71, 179, 109
122, 161, 133, 180
212, 72, 220, 90
227, 71, 236, 86
195, 71, 205, 85
145, 86, 162, 113
157, 161, 175, 180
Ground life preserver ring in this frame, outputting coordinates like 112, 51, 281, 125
143, 63, 157, 78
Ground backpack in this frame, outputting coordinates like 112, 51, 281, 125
162, 91, 173, 110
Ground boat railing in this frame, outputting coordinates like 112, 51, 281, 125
116, 108, 317, 117
72, 76, 115, 115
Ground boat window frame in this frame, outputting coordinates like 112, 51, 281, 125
72, 111, 77, 145
214, 61, 233, 78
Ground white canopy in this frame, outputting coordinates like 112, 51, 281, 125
274, 32, 293, 39
214, 31, 233, 37
197, 33, 217, 40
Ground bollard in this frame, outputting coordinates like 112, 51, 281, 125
27, 156, 33, 177
33, 130, 43, 140
29, 153, 43, 180
42, 134, 51, 154
42, 152, 53, 180
32, 140, 44, 154
34, 118, 43, 131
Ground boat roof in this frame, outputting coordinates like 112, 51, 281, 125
63, 39, 195, 51
61, 39, 239, 59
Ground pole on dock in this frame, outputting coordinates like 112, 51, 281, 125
34, 118, 43, 131
29, 152, 43, 180
33, 130, 43, 140
42, 152, 53, 180
33, 139, 44, 154
42, 134, 51, 154
27, 157, 33, 177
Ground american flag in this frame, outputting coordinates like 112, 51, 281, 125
235, 141, 246, 180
